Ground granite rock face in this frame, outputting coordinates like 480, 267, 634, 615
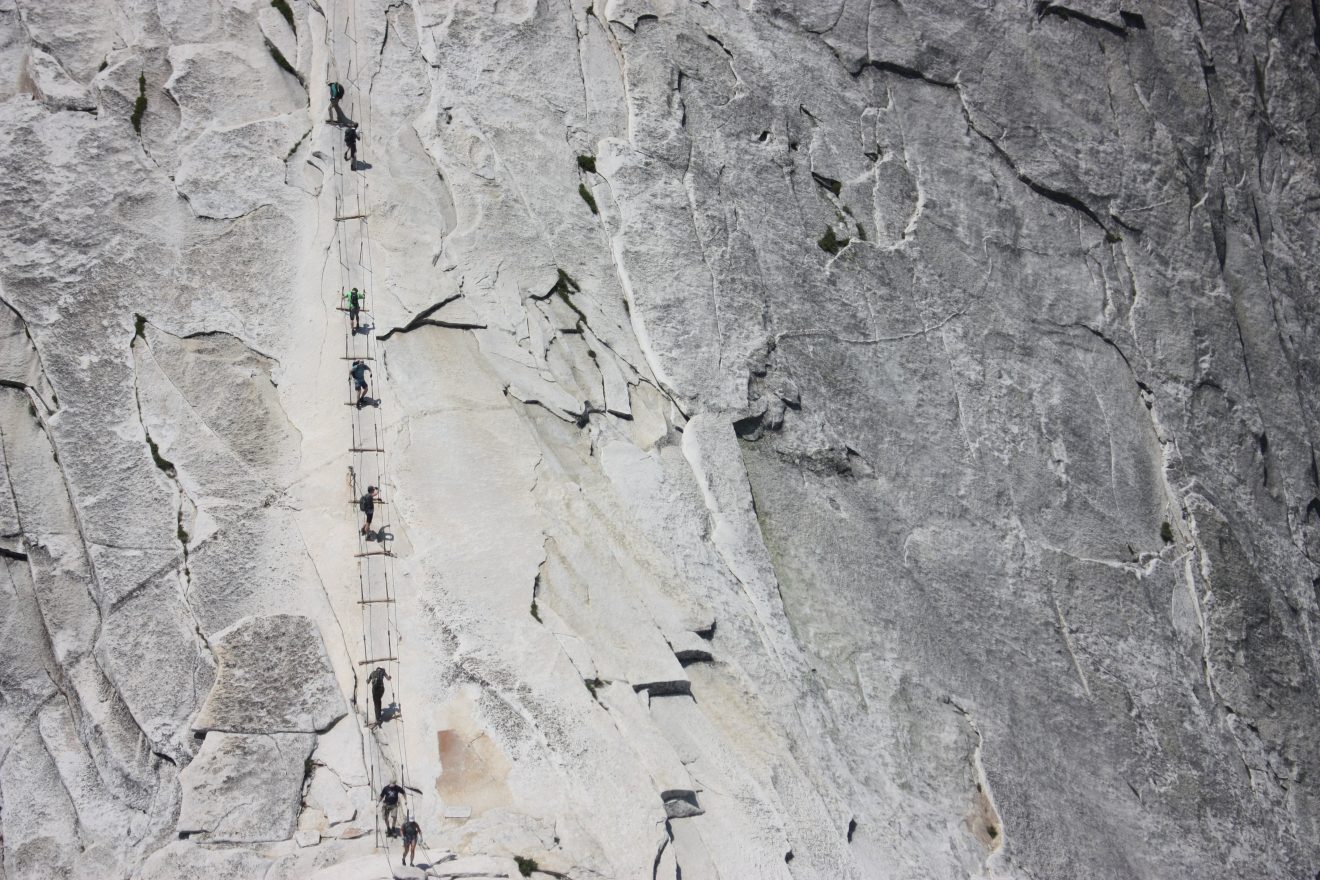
0, 0, 1318, 879
178, 731, 316, 842
193, 614, 347, 734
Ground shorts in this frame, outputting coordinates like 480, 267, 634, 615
354, 378, 367, 391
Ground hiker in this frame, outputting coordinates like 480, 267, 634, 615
401, 815, 423, 866
379, 781, 406, 835
327, 81, 346, 125
350, 359, 371, 406
344, 122, 360, 167
344, 287, 363, 332
367, 665, 390, 725
359, 485, 379, 536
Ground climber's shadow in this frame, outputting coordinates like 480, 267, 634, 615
350, 159, 373, 171
365, 527, 394, 543
353, 322, 374, 336
353, 396, 381, 409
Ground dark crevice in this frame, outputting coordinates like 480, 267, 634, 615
847, 817, 858, 842
1068, 322, 1136, 376
1034, 2, 1127, 37
265, 38, 305, 90
1258, 432, 1271, 486
675, 645, 713, 667
0, 545, 29, 561
634, 680, 692, 697
965, 104, 1111, 234
811, 172, 842, 196
1311, 0, 1320, 57
652, 820, 674, 880
733, 412, 766, 439
862, 60, 956, 88
271, 0, 295, 30
0, 380, 53, 415
378, 294, 463, 340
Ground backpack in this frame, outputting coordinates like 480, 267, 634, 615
329, 82, 344, 100
359, 493, 372, 512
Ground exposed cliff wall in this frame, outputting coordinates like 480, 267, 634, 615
0, 0, 1318, 878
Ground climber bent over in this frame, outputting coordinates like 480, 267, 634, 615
350, 359, 371, 406
379, 781, 406, 835
344, 122, 360, 167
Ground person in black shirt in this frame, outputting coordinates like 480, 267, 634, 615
359, 485, 379, 536
349, 359, 371, 407
379, 781, 406, 835
401, 816, 422, 866
366, 665, 390, 725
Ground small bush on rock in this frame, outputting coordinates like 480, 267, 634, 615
579, 183, 598, 215
131, 73, 147, 134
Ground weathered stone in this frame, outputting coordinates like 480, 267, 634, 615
2, 1, 1319, 878
177, 731, 314, 843
193, 615, 345, 734
137, 841, 272, 880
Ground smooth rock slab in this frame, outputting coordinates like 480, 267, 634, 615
193, 614, 346, 733
177, 731, 315, 843
138, 840, 273, 880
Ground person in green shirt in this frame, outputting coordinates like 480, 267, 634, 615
343, 287, 363, 332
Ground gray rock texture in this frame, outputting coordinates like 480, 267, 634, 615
193, 615, 346, 734
0, 0, 1317, 879
178, 731, 315, 842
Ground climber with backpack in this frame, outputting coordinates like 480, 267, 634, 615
327, 81, 347, 125
359, 485, 379, 536
344, 287, 363, 332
